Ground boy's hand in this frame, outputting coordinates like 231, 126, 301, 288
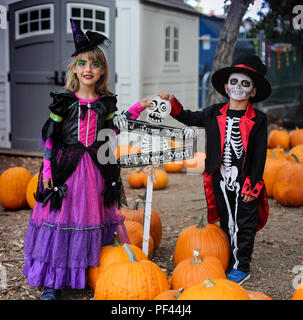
242, 194, 256, 203
140, 97, 153, 109
157, 92, 173, 101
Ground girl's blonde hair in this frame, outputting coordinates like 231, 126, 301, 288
64, 47, 112, 96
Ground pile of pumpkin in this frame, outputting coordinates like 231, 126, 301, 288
264, 127, 303, 206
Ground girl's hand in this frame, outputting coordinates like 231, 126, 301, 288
140, 97, 153, 109
157, 92, 173, 101
43, 178, 53, 189
242, 194, 256, 203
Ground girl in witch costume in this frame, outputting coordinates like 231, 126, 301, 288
23, 19, 151, 300
157, 54, 271, 285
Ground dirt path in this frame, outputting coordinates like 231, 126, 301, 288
0, 155, 302, 300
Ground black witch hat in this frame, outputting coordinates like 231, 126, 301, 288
70, 18, 111, 57
211, 54, 271, 103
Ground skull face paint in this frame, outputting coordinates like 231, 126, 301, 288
146, 96, 171, 124
227, 73, 254, 101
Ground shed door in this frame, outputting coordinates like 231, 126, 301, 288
9, 0, 116, 151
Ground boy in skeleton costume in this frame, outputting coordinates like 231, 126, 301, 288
158, 54, 271, 284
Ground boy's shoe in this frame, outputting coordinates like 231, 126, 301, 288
226, 269, 250, 285
40, 287, 57, 300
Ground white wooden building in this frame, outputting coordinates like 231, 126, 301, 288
0, 0, 199, 150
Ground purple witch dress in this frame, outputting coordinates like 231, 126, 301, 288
23, 91, 129, 290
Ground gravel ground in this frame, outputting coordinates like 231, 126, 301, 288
0, 154, 303, 300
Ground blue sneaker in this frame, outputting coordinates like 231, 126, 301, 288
40, 288, 57, 300
226, 269, 250, 285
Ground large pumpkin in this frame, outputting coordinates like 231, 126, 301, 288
154, 288, 184, 300
164, 161, 183, 173
114, 144, 141, 160
174, 215, 230, 270
178, 278, 250, 300
94, 244, 169, 300
171, 249, 226, 290
26, 173, 39, 209
289, 128, 303, 148
272, 154, 303, 206
287, 145, 303, 164
266, 147, 287, 160
263, 158, 285, 198
267, 129, 290, 150
86, 232, 148, 291
183, 152, 206, 174
0, 167, 32, 210
291, 282, 303, 300
142, 169, 168, 190
121, 200, 162, 250
124, 220, 154, 258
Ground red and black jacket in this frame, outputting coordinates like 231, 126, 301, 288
171, 96, 269, 231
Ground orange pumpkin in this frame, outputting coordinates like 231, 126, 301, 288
121, 201, 162, 250
272, 154, 303, 206
142, 169, 168, 190
174, 215, 230, 270
154, 288, 184, 300
268, 129, 290, 150
291, 282, 303, 300
26, 173, 39, 209
171, 249, 226, 290
289, 128, 303, 148
164, 161, 183, 173
287, 145, 303, 164
246, 289, 272, 300
0, 167, 32, 210
86, 232, 147, 291
178, 278, 250, 300
128, 169, 145, 188
114, 144, 141, 160
124, 220, 154, 258
183, 152, 206, 174
94, 244, 169, 300
263, 158, 285, 197
266, 147, 287, 160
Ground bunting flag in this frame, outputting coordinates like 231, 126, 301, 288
293, 46, 297, 64
253, 40, 259, 56
267, 44, 272, 68
285, 45, 290, 67
276, 46, 282, 70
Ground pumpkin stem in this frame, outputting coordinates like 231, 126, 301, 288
271, 149, 275, 159
133, 199, 140, 210
113, 232, 120, 247
174, 288, 184, 299
197, 214, 205, 229
190, 249, 202, 264
290, 153, 300, 164
122, 243, 138, 262
203, 279, 216, 288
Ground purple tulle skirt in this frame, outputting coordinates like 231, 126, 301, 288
23, 152, 129, 290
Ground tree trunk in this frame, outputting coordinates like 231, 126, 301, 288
206, 0, 252, 106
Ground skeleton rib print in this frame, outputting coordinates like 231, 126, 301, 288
224, 116, 243, 161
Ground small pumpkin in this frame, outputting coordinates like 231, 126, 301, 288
0, 167, 32, 210
171, 249, 226, 290
164, 161, 183, 173
26, 173, 39, 209
154, 288, 184, 300
128, 169, 145, 188
114, 144, 141, 160
272, 154, 303, 206
267, 129, 290, 150
86, 232, 148, 291
178, 278, 250, 300
289, 128, 303, 148
246, 289, 272, 300
183, 152, 206, 174
94, 244, 169, 300
287, 145, 303, 164
266, 147, 287, 160
142, 169, 168, 190
174, 215, 230, 270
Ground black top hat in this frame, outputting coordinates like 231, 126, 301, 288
70, 19, 111, 57
211, 54, 271, 103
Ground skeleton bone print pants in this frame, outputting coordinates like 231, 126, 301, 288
212, 109, 259, 273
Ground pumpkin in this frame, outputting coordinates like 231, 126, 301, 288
266, 147, 287, 160
0, 167, 32, 210
263, 158, 285, 198
246, 289, 272, 300
178, 278, 250, 300
86, 232, 148, 291
164, 161, 183, 173
267, 129, 290, 150
26, 173, 39, 209
154, 288, 184, 300
94, 244, 169, 300
272, 154, 303, 206
287, 145, 303, 164
121, 200, 162, 250
174, 215, 230, 270
124, 220, 154, 258
128, 169, 145, 188
171, 249, 226, 290
289, 128, 303, 148
114, 144, 141, 160
291, 282, 303, 300
183, 152, 206, 174
142, 169, 168, 190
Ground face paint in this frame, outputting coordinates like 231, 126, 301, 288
227, 73, 253, 101
76, 60, 101, 68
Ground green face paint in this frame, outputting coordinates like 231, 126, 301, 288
76, 60, 101, 68
77, 60, 86, 67
91, 61, 101, 68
